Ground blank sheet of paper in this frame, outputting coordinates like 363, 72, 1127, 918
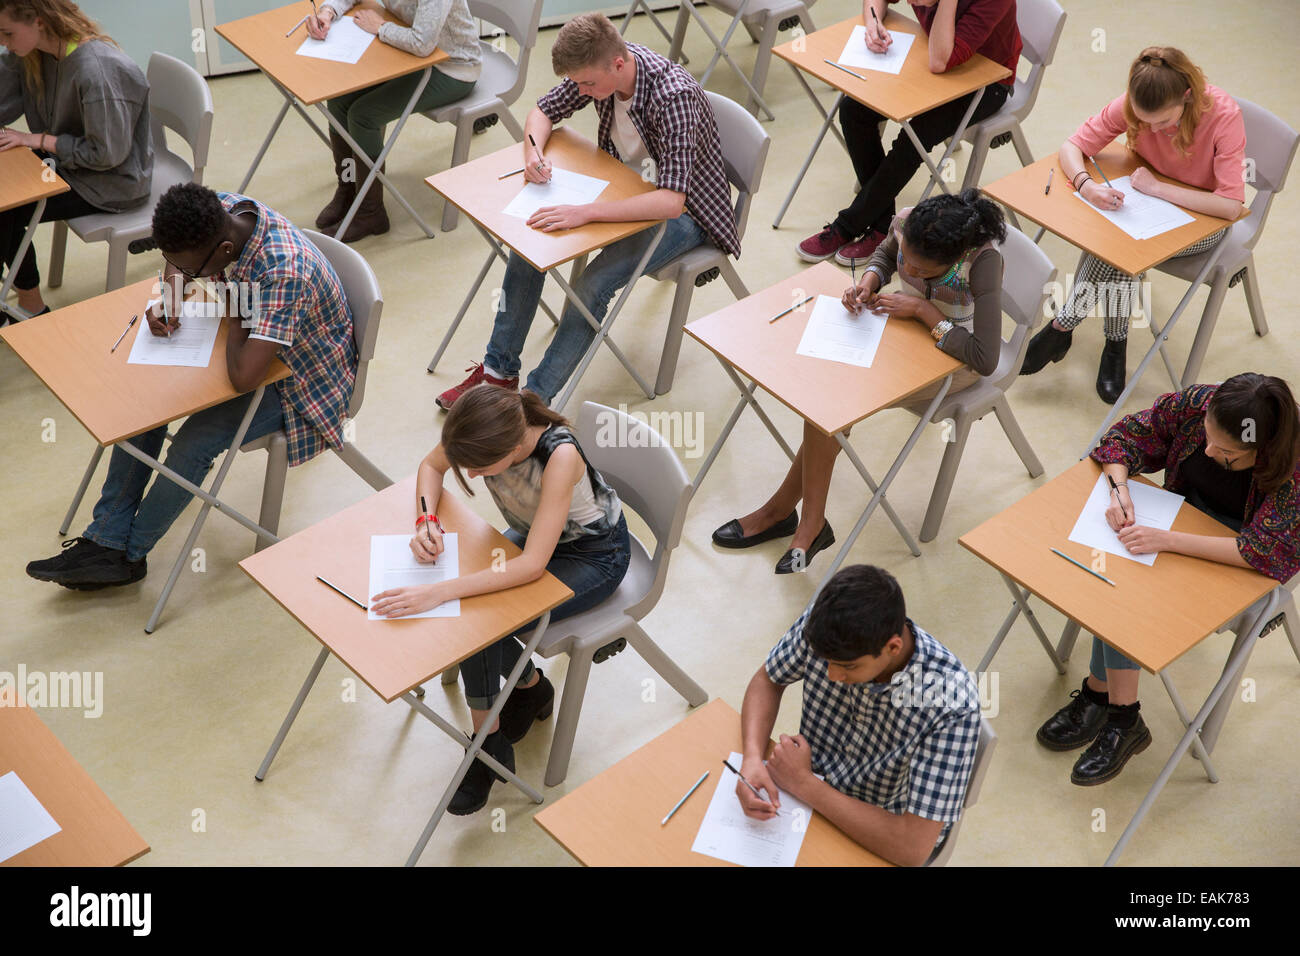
690, 752, 814, 868
0, 771, 61, 863
501, 168, 609, 220
127, 299, 221, 368
1067, 475, 1184, 567
295, 15, 376, 64
1073, 175, 1195, 240
835, 26, 915, 75
368, 533, 461, 620
795, 294, 887, 368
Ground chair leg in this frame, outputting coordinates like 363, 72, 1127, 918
544, 645, 595, 787
333, 442, 394, 491
742, 17, 762, 43
959, 130, 991, 193
440, 118, 475, 232
104, 235, 129, 292
746, 16, 780, 117
497, 105, 524, 141
624, 623, 708, 707
1009, 123, 1034, 167
717, 257, 749, 300
668, 3, 691, 63
654, 268, 695, 396
919, 414, 971, 543
1240, 254, 1268, 337
993, 397, 1044, 477
254, 435, 288, 553
48, 220, 69, 290
1179, 273, 1230, 388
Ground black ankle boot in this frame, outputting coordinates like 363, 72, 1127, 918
499, 670, 554, 744
1096, 337, 1127, 404
1020, 323, 1073, 375
447, 729, 514, 816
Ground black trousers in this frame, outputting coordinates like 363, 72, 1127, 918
0, 188, 100, 290
834, 81, 1010, 239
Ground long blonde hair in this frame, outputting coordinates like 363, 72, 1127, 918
0, 0, 112, 102
1123, 46, 1211, 158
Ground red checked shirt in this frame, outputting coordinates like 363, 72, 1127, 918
219, 192, 357, 467
536, 42, 740, 257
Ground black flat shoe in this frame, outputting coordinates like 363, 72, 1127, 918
1020, 323, 1073, 375
1096, 337, 1127, 404
775, 522, 835, 574
1070, 713, 1150, 786
498, 669, 554, 744
1037, 679, 1108, 751
447, 729, 514, 816
712, 510, 798, 549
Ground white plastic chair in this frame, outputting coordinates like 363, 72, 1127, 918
47, 53, 213, 293
241, 229, 393, 550
901, 225, 1056, 542
1154, 99, 1299, 387
422, 0, 542, 232
648, 91, 770, 395
926, 717, 996, 866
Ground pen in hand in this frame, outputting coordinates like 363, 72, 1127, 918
419, 495, 438, 563
724, 759, 783, 815
527, 133, 549, 182
1106, 474, 1130, 523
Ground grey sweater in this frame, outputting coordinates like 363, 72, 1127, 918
323, 0, 482, 83
0, 39, 152, 212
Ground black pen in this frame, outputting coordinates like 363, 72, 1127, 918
1045, 167, 1054, 195
527, 133, 548, 179
1106, 474, 1129, 523
724, 759, 783, 815
110, 314, 139, 353
317, 575, 367, 610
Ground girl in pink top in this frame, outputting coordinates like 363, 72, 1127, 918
1020, 47, 1247, 404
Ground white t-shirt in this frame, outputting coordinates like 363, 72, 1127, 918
612, 94, 651, 175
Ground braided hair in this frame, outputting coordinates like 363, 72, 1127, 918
900, 188, 1006, 265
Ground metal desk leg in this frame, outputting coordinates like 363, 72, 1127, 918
900, 87, 984, 203
58, 445, 105, 536
255, 646, 331, 781
686, 0, 775, 121
1000, 574, 1068, 674
977, 597, 1025, 673
621, 0, 688, 64
1056, 621, 1082, 662
0, 197, 46, 321
239, 77, 330, 192
773, 71, 848, 228
1158, 671, 1218, 780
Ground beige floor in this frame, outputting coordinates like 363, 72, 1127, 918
3, 0, 1298, 867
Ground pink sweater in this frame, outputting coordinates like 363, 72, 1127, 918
1069, 84, 1246, 202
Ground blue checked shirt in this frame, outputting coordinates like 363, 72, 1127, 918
218, 192, 356, 467
765, 612, 982, 847
536, 42, 740, 258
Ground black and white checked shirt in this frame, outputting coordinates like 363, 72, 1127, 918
765, 612, 981, 842
536, 42, 741, 258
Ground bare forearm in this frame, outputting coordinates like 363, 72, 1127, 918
740, 669, 783, 762
438, 556, 545, 602
524, 108, 553, 157
798, 777, 938, 867
584, 188, 685, 223
928, 0, 959, 72
1059, 142, 1089, 188
1149, 180, 1244, 221
415, 458, 444, 519
863, 0, 887, 26
1164, 531, 1252, 568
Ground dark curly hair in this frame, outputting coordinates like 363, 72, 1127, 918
901, 187, 1007, 265
151, 183, 226, 255
804, 565, 907, 661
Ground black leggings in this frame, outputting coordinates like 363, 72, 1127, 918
0, 188, 101, 290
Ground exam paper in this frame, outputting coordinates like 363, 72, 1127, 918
1073, 175, 1195, 240
502, 168, 610, 220
835, 26, 915, 75
295, 15, 376, 64
691, 753, 814, 867
368, 533, 461, 620
795, 294, 887, 368
126, 299, 221, 368
0, 771, 61, 863
1067, 475, 1184, 568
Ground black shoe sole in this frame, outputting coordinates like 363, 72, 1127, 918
1036, 725, 1105, 752
1070, 728, 1151, 786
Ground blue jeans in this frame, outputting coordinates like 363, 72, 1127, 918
484, 212, 706, 404
460, 514, 632, 709
1089, 635, 1141, 679
83, 388, 285, 561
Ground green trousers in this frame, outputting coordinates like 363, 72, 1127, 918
327, 66, 475, 160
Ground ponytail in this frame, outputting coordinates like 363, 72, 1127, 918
1207, 373, 1300, 495
901, 188, 1006, 265
440, 385, 568, 496
1124, 46, 1210, 158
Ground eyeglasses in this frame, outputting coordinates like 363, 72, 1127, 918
161, 234, 226, 280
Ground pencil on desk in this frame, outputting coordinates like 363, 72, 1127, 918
662, 771, 709, 825
498, 166, 526, 180
770, 295, 814, 323
317, 575, 367, 610
823, 58, 866, 82
286, 14, 308, 37
1050, 548, 1117, 587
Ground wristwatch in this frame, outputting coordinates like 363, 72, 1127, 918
931, 319, 954, 342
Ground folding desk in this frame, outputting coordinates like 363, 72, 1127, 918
217, 0, 449, 239
982, 144, 1245, 452
0, 278, 291, 633
686, 260, 961, 588
425, 127, 666, 411
0, 147, 70, 321
534, 698, 891, 866
960, 459, 1280, 865
240, 476, 572, 866
770, 12, 1010, 228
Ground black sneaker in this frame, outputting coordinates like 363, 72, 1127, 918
26, 538, 146, 590
498, 670, 554, 744
447, 730, 514, 816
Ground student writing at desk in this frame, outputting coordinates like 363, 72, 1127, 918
1020, 47, 1248, 403
0, 0, 152, 319
26, 183, 356, 590
436, 13, 739, 409
371, 385, 629, 814
735, 565, 981, 867
797, 0, 1019, 267
1038, 373, 1300, 785
307, 0, 481, 242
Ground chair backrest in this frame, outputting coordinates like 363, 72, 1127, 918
469, 0, 543, 106
987, 223, 1057, 389
926, 717, 996, 867
1006, 0, 1066, 120
574, 401, 693, 614
1230, 98, 1299, 250
146, 52, 214, 185
704, 91, 770, 240
302, 229, 384, 419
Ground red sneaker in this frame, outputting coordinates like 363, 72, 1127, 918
834, 229, 887, 266
436, 362, 519, 411
796, 222, 853, 263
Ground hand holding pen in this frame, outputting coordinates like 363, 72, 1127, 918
841, 270, 881, 315
730, 757, 783, 820
411, 494, 445, 564
147, 271, 179, 337
1105, 474, 1135, 531
524, 133, 552, 184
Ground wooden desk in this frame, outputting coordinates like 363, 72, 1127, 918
770, 12, 1011, 228
960, 459, 1279, 864
535, 699, 892, 866
239, 475, 573, 865
0, 147, 70, 320
425, 127, 666, 411
686, 260, 963, 585
982, 143, 1247, 450
0, 699, 149, 867
1, 279, 291, 633
217, 0, 449, 238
